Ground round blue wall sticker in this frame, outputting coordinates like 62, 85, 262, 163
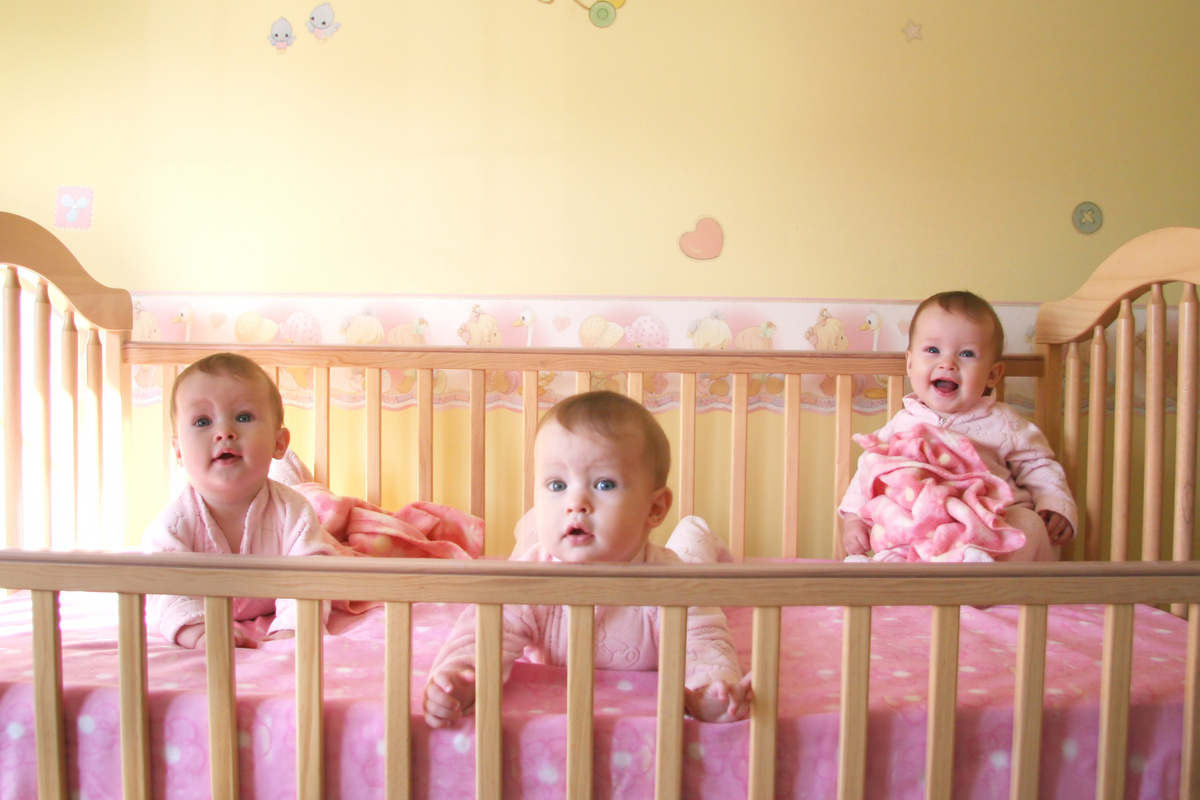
1073, 202, 1103, 234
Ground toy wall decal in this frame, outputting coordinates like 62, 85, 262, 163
679, 217, 723, 260
269, 18, 296, 52
55, 187, 93, 230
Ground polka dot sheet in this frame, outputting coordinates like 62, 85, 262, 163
0, 592, 1188, 799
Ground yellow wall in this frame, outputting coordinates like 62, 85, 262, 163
4, 2, 1200, 302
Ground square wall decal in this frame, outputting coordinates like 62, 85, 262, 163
55, 186, 94, 230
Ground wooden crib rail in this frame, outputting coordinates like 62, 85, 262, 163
2, 551, 1199, 800
124, 342, 1044, 561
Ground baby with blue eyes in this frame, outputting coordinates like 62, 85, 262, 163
423, 390, 751, 727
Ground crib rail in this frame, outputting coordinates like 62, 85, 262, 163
0, 550, 1198, 800
123, 342, 1044, 561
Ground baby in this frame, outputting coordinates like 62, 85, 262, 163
144, 353, 334, 648
423, 390, 751, 727
839, 291, 1078, 563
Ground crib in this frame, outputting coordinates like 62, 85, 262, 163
1, 209, 1199, 799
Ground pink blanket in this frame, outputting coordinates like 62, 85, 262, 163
853, 423, 1026, 562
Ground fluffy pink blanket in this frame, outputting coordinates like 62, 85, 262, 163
853, 423, 1026, 562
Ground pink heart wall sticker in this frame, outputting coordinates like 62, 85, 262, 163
679, 217, 723, 260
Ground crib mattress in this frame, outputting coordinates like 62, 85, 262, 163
0, 591, 1187, 800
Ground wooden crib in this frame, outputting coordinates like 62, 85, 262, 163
1, 210, 1199, 800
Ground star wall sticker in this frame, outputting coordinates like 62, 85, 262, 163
903, 19, 923, 41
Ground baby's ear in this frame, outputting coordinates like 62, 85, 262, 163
273, 426, 291, 459
987, 359, 1006, 388
646, 486, 673, 530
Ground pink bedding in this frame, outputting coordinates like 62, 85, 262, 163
0, 590, 1187, 799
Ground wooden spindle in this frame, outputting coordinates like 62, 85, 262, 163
749, 606, 781, 800
1086, 327, 1108, 561
838, 605, 871, 800
782, 374, 801, 559
32, 589, 67, 800
833, 374, 854, 559
926, 605, 960, 800
1111, 301, 1135, 561
1062, 343, 1083, 561
34, 281, 51, 549
469, 369, 487, 521
117, 593, 151, 800
296, 598, 324, 800
314, 367, 331, 487
4, 266, 22, 549
366, 367, 382, 506
678, 373, 697, 518
566, 605, 595, 800
204, 596, 239, 799
476, 604, 503, 800
1142, 285, 1166, 560
1173, 285, 1199, 591
730, 373, 748, 561
1010, 604, 1048, 800
418, 368, 434, 503
654, 605, 687, 800
385, 602, 413, 800
1097, 604, 1134, 800
59, 310, 79, 550
522, 370, 539, 512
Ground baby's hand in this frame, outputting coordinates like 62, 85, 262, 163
842, 517, 871, 557
1039, 511, 1074, 545
423, 668, 476, 728
684, 673, 753, 723
176, 622, 206, 650
260, 629, 295, 643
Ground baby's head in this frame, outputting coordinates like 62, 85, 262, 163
171, 353, 290, 505
905, 291, 1006, 415
533, 390, 673, 563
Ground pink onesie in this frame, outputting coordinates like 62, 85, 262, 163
143, 479, 334, 644
429, 538, 743, 692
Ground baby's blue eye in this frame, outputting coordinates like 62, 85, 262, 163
548, 480, 566, 492
959, 350, 976, 358
236, 412, 253, 423
194, 417, 211, 428
595, 479, 616, 491
924, 346, 939, 354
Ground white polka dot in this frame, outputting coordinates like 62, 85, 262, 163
600, 707, 622, 715
688, 742, 705, 759
93, 673, 112, 681
1047, 688, 1063, 695
817, 669, 835, 679
905, 695, 922, 702
1129, 755, 1146, 774
1155, 628, 1172, 635
537, 764, 558, 784
905, 488, 916, 502
160, 682, 179, 690
1062, 739, 1078, 760
969, 688, 988, 695
617, 680, 634, 691
938, 453, 951, 465
336, 667, 353, 674
959, 665, 976, 673
165, 744, 181, 764
613, 752, 632, 768
870, 654, 883, 660
528, 709, 545, 715
7, 722, 24, 740
990, 751, 1008, 768
1150, 656, 1166, 662
453, 733, 471, 754
77, 716, 95, 735
376, 739, 386, 756
893, 670, 911, 678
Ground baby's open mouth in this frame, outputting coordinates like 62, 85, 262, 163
933, 379, 959, 392
566, 527, 592, 540
215, 452, 239, 461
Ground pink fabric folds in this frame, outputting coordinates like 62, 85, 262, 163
294, 483, 485, 561
853, 422, 1026, 562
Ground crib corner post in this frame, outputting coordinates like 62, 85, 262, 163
1037, 343, 1064, 456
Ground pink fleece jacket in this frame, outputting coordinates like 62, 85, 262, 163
429, 539, 742, 691
839, 394, 1078, 532
143, 480, 335, 644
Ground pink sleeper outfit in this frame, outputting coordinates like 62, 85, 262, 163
143, 479, 335, 644
429, 536, 743, 694
839, 394, 1078, 561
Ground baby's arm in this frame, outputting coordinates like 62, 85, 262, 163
842, 515, 871, 556
1039, 510, 1074, 545
175, 622, 260, 650
685, 672, 753, 723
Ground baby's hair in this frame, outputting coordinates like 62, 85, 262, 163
537, 390, 671, 488
909, 290, 1005, 360
171, 352, 284, 429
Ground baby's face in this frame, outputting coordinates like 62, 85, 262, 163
905, 306, 1004, 415
172, 371, 289, 508
533, 420, 671, 563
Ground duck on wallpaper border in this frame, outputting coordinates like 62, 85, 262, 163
541, 0, 624, 29
269, 18, 296, 53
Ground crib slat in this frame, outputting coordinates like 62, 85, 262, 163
60, 311, 79, 550
385, 601, 413, 800
314, 366, 331, 487
84, 327, 103, 550
418, 368, 434, 503
1009, 604, 1047, 800
731, 372, 748, 561
1111, 300, 1135, 561
469, 369, 487, 520
887, 374, 904, 419
838, 605, 871, 800
567, 605, 595, 800
296, 598, 324, 799
1097, 603, 1134, 800
1141, 285, 1166, 560
523, 369, 539, 512
833, 374, 853, 559
31, 589, 67, 800
476, 603, 503, 800
204, 596, 240, 798
655, 605, 687, 800
783, 374, 801, 559
162, 365, 178, 496
1037, 345, 1062, 451
1182, 603, 1200, 800
749, 605, 781, 800
4, 266, 22, 549
575, 370, 589, 395
1062, 343, 1083, 561
1086, 326, 1108, 561
628, 370, 644, 403
34, 281, 51, 549
926, 605, 960, 800
104, 329, 129, 550
1173, 285, 1199, 589
366, 367, 382, 506
118, 593, 151, 800
679, 373, 697, 518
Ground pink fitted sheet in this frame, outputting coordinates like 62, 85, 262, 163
0, 591, 1188, 799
